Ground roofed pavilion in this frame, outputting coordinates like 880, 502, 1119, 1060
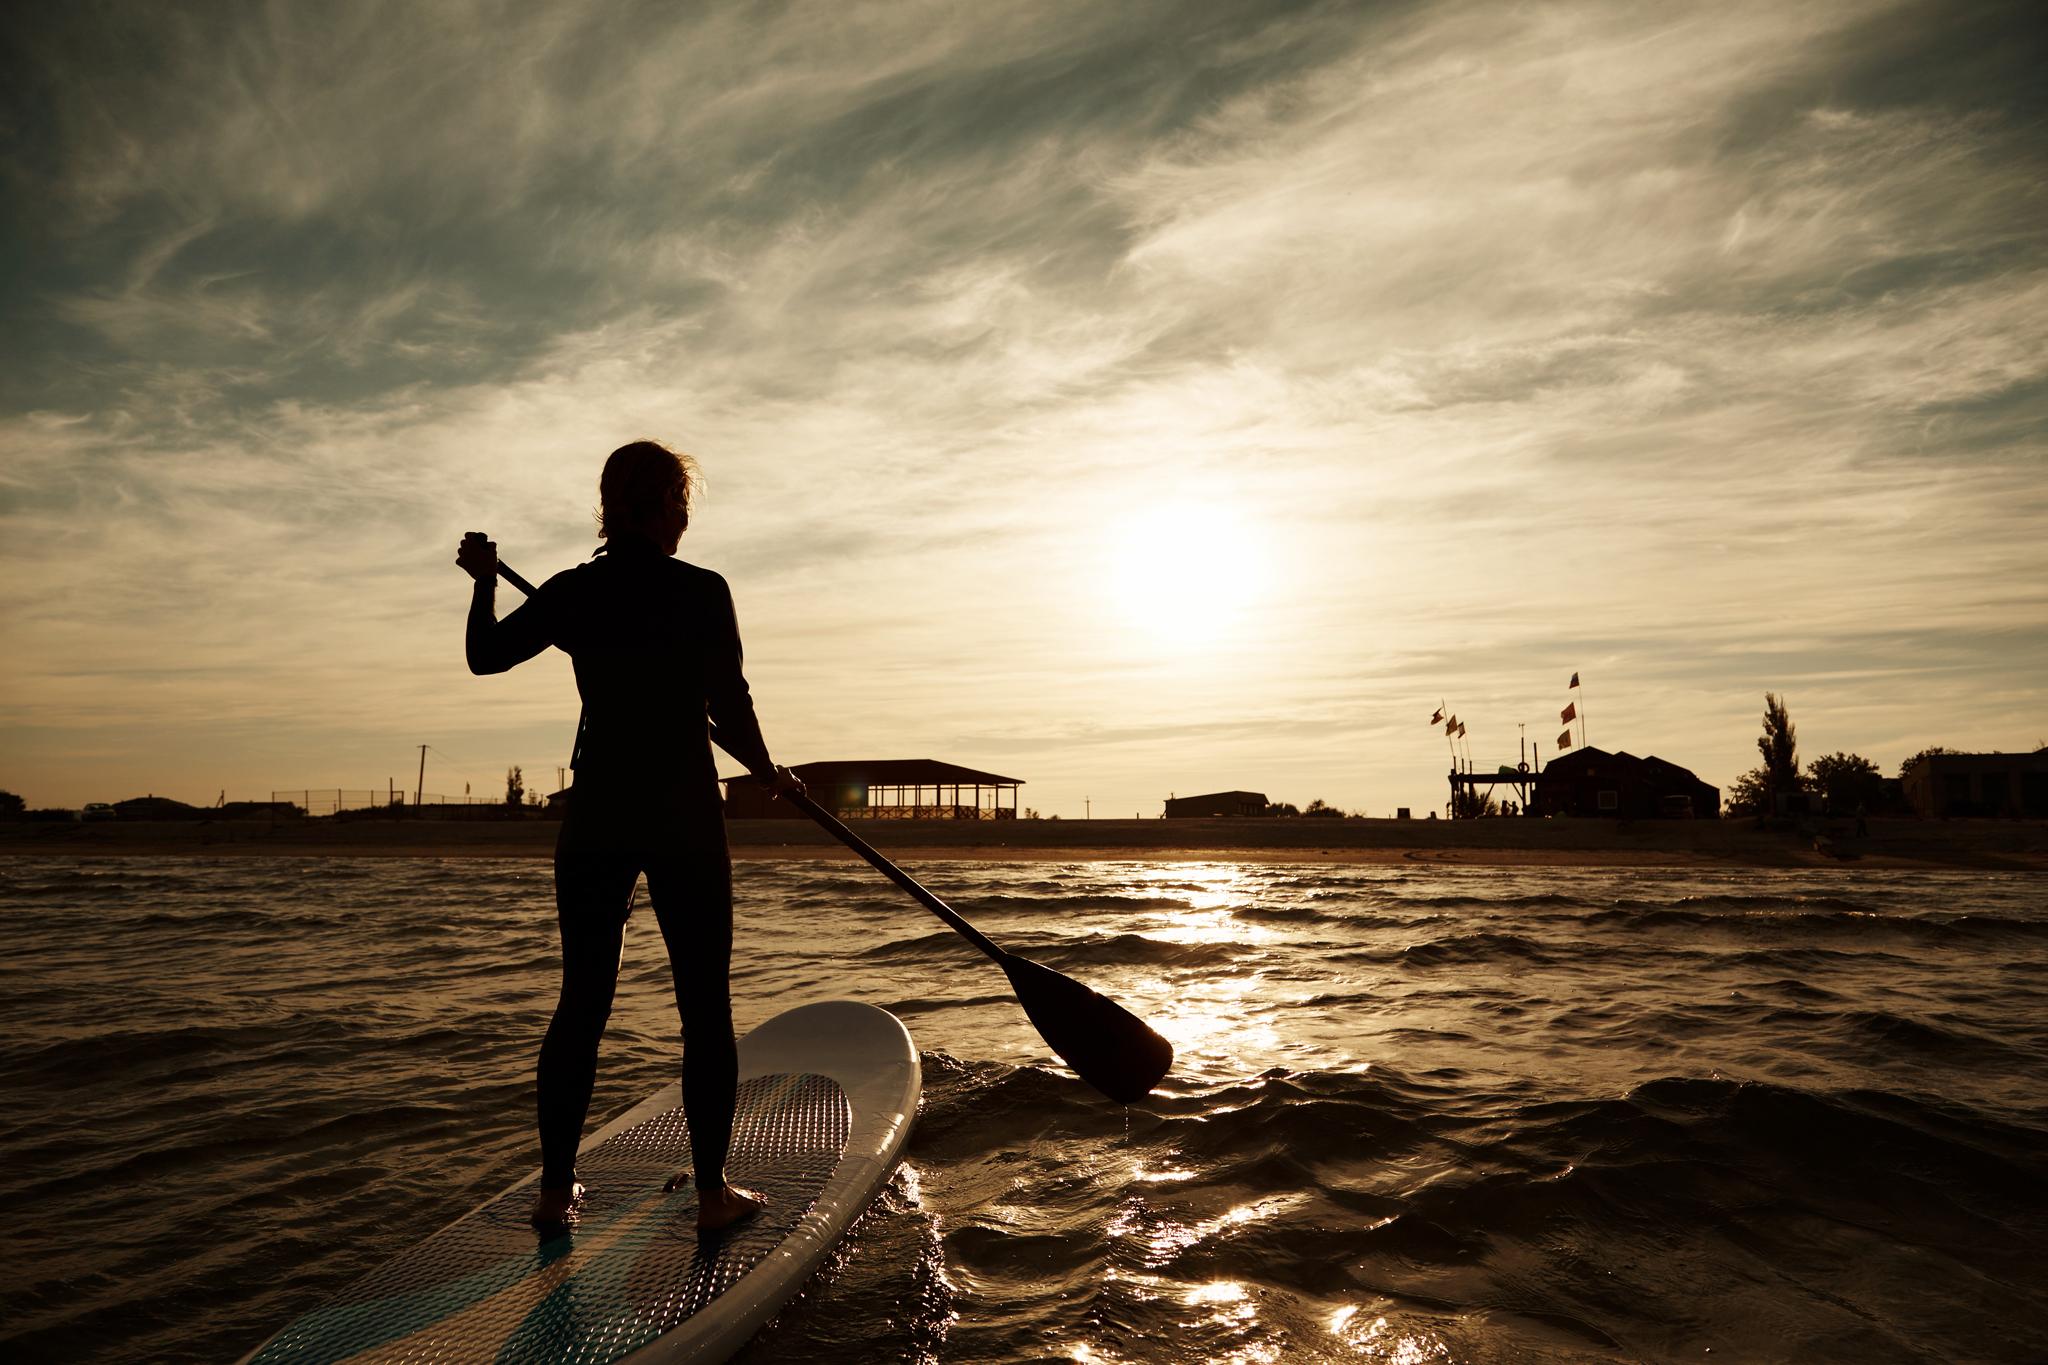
723, 759, 1024, 820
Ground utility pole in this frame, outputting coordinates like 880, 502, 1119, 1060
415, 744, 428, 807
1085, 797, 1091, 820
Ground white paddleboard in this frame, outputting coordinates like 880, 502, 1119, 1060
242, 1000, 920, 1363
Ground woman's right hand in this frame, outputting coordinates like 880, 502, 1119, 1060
766, 765, 807, 803
457, 531, 497, 583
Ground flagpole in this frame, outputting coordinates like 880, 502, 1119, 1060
1580, 675, 1588, 749
1443, 704, 1456, 818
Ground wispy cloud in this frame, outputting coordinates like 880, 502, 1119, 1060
2, 0, 2043, 812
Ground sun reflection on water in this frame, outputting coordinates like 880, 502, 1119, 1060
1107, 1192, 1309, 1268
1329, 1304, 1453, 1362
1148, 906, 1276, 946
1142, 969, 1283, 1073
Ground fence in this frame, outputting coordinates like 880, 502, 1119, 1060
271, 789, 501, 817
851, 804, 1017, 820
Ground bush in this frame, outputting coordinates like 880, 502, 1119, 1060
1724, 767, 1772, 817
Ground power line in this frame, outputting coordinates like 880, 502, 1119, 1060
426, 744, 504, 795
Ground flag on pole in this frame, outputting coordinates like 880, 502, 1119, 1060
1456, 722, 1467, 738
1557, 729, 1572, 749
1560, 702, 1576, 724
1446, 715, 1457, 732
1568, 672, 1580, 689
1430, 707, 1444, 726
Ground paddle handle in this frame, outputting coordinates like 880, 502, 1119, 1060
492, 558, 1009, 968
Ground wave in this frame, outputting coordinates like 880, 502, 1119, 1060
1399, 932, 1558, 966
1229, 904, 1350, 925
967, 892, 1196, 912
856, 928, 1244, 970
1376, 890, 1589, 913
1584, 904, 2048, 945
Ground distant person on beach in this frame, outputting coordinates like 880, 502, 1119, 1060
455, 439, 804, 1233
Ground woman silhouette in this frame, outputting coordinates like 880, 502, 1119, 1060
456, 440, 803, 1231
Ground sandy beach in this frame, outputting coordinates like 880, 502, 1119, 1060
5, 815, 2042, 871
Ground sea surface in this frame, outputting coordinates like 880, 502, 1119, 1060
1, 855, 2044, 1364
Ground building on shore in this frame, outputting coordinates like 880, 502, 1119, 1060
1164, 791, 1271, 818
723, 760, 1023, 820
113, 795, 205, 821
1901, 749, 2048, 818
1533, 747, 1719, 819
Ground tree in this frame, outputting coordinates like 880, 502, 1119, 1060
1303, 798, 1345, 818
505, 765, 525, 807
1724, 767, 1772, 817
1265, 801, 1300, 817
1758, 693, 1800, 803
1898, 745, 1956, 778
1807, 751, 1882, 812
0, 790, 24, 818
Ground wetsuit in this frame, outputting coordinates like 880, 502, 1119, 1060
466, 540, 775, 1193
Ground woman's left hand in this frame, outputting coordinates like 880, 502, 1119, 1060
457, 531, 497, 583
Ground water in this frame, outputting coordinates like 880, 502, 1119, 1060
1, 856, 2044, 1364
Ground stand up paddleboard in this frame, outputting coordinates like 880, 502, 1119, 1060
242, 1001, 920, 1364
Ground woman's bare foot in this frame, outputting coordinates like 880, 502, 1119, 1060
530, 1181, 585, 1228
696, 1182, 766, 1233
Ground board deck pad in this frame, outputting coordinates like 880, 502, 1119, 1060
253, 1072, 851, 1364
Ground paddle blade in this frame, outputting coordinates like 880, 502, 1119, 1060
1000, 953, 1173, 1103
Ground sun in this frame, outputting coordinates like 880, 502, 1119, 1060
1103, 499, 1270, 648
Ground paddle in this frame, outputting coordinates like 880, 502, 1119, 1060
491, 558, 1174, 1104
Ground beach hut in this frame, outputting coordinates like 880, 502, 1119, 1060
1532, 748, 1718, 819
1163, 791, 1271, 818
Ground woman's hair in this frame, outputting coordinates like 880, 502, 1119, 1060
597, 440, 696, 541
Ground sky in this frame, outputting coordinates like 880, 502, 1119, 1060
2, 0, 2045, 817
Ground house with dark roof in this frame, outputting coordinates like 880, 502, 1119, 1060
112, 795, 206, 821
1163, 790, 1271, 818
1901, 748, 2048, 817
1533, 747, 1719, 819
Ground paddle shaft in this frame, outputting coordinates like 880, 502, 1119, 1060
490, 558, 1007, 966
774, 787, 1007, 965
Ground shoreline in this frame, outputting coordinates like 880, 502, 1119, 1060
4, 816, 2043, 871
